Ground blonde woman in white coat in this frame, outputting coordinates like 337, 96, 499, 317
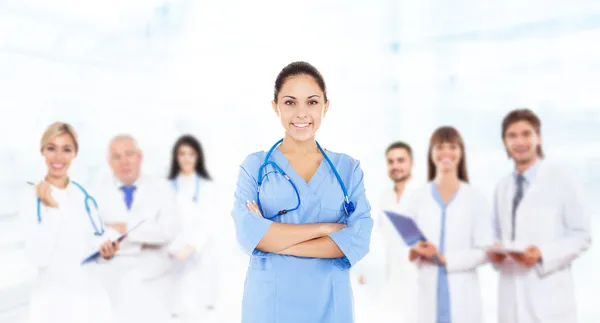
406, 126, 493, 323
167, 135, 219, 321
19, 122, 120, 323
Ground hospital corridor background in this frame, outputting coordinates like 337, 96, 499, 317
1, 0, 600, 322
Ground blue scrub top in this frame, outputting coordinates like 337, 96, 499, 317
232, 147, 374, 323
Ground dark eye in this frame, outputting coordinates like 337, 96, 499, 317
308, 100, 319, 105
47, 146, 55, 151
64, 148, 72, 153
284, 100, 295, 105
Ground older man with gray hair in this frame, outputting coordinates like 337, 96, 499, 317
92, 134, 181, 323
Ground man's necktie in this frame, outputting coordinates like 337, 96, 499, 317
511, 174, 525, 241
121, 185, 137, 210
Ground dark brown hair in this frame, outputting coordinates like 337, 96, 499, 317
274, 61, 327, 103
501, 108, 544, 158
427, 126, 469, 182
385, 141, 412, 159
168, 134, 211, 181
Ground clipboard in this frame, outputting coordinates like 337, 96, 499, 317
488, 243, 526, 255
384, 210, 430, 246
81, 219, 147, 265
383, 210, 444, 265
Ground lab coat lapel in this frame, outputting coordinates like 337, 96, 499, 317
111, 186, 130, 220
519, 161, 547, 210
127, 181, 148, 222
62, 183, 81, 224
514, 162, 548, 237
501, 178, 515, 242
505, 161, 548, 241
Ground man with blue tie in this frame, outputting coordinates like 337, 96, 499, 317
488, 109, 591, 323
93, 134, 181, 323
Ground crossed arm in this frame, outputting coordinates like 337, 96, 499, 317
246, 200, 345, 258
232, 159, 373, 266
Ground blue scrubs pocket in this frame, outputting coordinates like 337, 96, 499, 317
331, 265, 354, 322
318, 195, 345, 223
242, 257, 276, 323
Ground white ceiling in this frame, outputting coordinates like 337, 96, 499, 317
0, 0, 187, 68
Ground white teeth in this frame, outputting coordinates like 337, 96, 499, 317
293, 123, 310, 128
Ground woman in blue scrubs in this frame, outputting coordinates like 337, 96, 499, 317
231, 61, 374, 323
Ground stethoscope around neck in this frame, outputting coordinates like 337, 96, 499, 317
171, 174, 200, 203
256, 138, 356, 220
31, 180, 105, 236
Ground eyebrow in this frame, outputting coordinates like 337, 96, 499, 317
282, 95, 321, 100
48, 143, 73, 148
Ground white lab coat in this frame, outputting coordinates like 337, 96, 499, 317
18, 180, 118, 323
493, 160, 591, 323
406, 182, 493, 323
375, 179, 419, 323
91, 175, 181, 323
168, 174, 220, 320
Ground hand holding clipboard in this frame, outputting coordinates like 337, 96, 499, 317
383, 210, 446, 266
81, 219, 147, 265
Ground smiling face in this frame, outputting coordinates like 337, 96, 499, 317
427, 126, 469, 182
108, 137, 142, 186
41, 133, 77, 179
503, 120, 541, 166
386, 147, 412, 183
272, 74, 329, 142
430, 141, 462, 174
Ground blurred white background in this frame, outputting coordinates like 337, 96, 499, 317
1, 0, 599, 322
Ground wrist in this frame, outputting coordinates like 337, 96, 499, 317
439, 254, 447, 264
318, 223, 332, 237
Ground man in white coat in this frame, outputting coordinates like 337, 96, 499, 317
360, 141, 419, 323
488, 109, 591, 323
93, 134, 181, 323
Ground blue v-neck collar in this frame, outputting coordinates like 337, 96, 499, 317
431, 181, 461, 209
272, 147, 329, 192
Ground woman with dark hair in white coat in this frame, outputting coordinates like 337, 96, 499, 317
406, 126, 493, 323
19, 122, 120, 323
167, 134, 219, 321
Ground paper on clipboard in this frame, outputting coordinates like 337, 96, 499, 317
81, 219, 147, 265
488, 243, 526, 255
